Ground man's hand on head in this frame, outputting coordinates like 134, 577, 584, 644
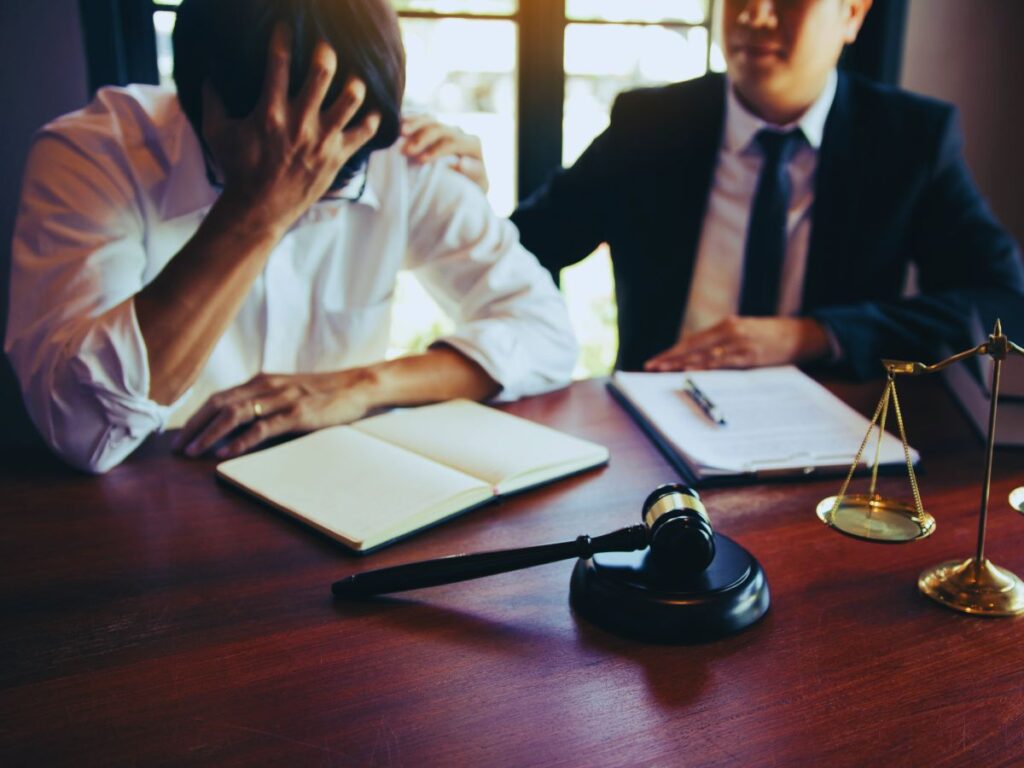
644, 316, 831, 372
202, 23, 382, 236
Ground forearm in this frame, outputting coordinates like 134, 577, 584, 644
363, 345, 500, 410
810, 289, 1000, 380
134, 193, 285, 405
137, 29, 383, 407
7, 298, 174, 473
510, 126, 616, 281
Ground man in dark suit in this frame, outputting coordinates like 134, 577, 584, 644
405, 0, 1024, 378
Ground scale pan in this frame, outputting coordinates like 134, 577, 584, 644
1009, 487, 1024, 513
816, 493, 935, 543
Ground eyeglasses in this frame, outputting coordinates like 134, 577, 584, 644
203, 153, 370, 204
318, 164, 370, 202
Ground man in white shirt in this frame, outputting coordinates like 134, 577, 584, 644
406, 0, 1024, 378
5, 0, 576, 474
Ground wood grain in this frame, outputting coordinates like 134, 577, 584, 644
2, 377, 1023, 767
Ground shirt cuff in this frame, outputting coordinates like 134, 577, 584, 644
437, 316, 577, 403
434, 322, 521, 402
70, 298, 188, 437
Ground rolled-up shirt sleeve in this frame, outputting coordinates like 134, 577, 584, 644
5, 132, 179, 473
404, 163, 578, 401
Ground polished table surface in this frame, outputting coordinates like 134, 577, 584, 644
2, 377, 1024, 767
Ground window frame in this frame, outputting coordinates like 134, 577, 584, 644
80, 0, 718, 201
80, 0, 906, 202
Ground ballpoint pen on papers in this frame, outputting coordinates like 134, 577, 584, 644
682, 376, 727, 426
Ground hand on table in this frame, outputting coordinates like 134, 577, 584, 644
172, 369, 377, 460
644, 316, 831, 372
400, 114, 489, 192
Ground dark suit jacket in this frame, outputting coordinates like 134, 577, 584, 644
511, 71, 1024, 378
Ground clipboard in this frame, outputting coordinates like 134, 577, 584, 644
607, 367, 919, 487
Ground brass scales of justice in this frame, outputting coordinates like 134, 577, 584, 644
816, 319, 1024, 617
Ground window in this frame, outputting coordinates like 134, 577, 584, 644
140, 1, 723, 376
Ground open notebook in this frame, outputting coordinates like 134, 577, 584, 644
216, 399, 609, 552
609, 366, 918, 485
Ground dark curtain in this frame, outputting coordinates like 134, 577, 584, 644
78, 0, 158, 94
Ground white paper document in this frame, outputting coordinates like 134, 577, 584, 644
610, 366, 917, 480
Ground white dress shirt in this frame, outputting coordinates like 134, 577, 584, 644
681, 70, 838, 337
6, 85, 577, 473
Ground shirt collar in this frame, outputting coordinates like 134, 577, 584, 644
723, 69, 838, 154
158, 113, 218, 221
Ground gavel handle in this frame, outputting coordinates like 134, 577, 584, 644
331, 524, 649, 598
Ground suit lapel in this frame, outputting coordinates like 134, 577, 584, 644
651, 76, 725, 349
803, 72, 858, 311
678, 76, 726, 296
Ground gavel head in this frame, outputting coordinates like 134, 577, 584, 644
642, 484, 716, 576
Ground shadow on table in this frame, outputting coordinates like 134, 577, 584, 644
568, 604, 768, 708
331, 593, 572, 660
330, 586, 766, 709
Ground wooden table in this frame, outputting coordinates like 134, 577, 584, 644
2, 377, 1023, 767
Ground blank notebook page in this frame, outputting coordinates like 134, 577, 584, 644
217, 426, 489, 546
353, 400, 607, 488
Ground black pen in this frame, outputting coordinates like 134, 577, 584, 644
682, 376, 727, 425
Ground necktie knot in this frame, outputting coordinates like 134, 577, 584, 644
755, 128, 804, 168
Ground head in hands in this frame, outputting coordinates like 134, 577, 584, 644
723, 0, 873, 124
172, 0, 406, 191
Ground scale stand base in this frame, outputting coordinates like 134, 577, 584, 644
569, 534, 769, 642
918, 557, 1024, 616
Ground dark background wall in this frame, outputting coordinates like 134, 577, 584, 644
901, 0, 1024, 249
0, 2, 89, 449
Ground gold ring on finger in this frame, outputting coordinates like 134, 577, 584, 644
252, 400, 264, 420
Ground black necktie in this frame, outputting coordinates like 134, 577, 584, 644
739, 129, 804, 317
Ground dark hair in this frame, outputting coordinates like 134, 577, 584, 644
173, 0, 405, 187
